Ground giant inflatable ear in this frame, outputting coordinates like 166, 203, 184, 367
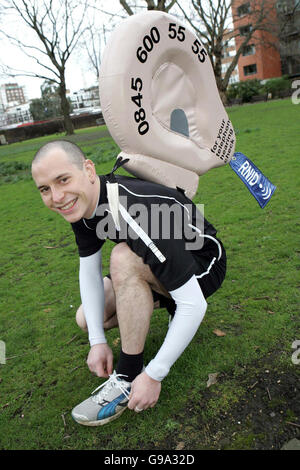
99, 11, 236, 199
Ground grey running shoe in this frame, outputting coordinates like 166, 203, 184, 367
71, 371, 131, 426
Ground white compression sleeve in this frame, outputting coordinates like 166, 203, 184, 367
79, 250, 106, 346
145, 275, 207, 382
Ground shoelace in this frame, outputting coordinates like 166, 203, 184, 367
91, 372, 131, 404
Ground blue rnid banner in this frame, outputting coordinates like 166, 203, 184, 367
229, 152, 276, 208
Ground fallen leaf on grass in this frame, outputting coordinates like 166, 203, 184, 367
207, 373, 219, 388
175, 441, 185, 450
231, 304, 243, 310
113, 337, 120, 346
213, 329, 226, 337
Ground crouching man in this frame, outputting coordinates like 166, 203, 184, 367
31, 140, 226, 426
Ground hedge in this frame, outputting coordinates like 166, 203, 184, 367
0, 112, 105, 144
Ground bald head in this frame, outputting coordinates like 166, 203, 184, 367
32, 140, 86, 171
31, 139, 100, 222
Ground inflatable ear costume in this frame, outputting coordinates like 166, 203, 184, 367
99, 11, 276, 214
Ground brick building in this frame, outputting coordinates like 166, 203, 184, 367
232, 0, 282, 81
0, 83, 26, 110
0, 83, 32, 128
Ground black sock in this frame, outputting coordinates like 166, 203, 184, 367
116, 350, 144, 383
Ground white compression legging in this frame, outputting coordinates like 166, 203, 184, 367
79, 250, 207, 381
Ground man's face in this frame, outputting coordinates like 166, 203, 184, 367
32, 149, 98, 223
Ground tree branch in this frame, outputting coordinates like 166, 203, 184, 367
119, 0, 134, 15
0, 63, 60, 85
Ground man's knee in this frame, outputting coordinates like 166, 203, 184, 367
110, 243, 168, 297
110, 243, 139, 285
110, 243, 132, 268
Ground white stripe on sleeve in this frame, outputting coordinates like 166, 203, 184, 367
79, 250, 106, 346
145, 275, 207, 381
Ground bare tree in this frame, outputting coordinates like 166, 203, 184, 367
0, 0, 90, 134
103, 0, 282, 102
80, 20, 103, 82
78, 12, 113, 83
176, 0, 281, 102
119, 0, 178, 15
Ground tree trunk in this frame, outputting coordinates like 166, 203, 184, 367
59, 74, 74, 135
214, 60, 228, 106
218, 89, 228, 106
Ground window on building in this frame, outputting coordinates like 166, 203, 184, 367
237, 2, 251, 16
242, 44, 256, 55
243, 64, 257, 75
239, 24, 253, 36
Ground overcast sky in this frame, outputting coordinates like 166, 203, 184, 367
0, 51, 97, 100
0, 51, 98, 100
0, 0, 197, 100
0, 0, 127, 99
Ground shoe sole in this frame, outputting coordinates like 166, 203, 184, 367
72, 405, 127, 426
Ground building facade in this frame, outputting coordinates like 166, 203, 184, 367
0, 103, 32, 128
277, 0, 300, 76
232, 0, 282, 81
0, 83, 32, 128
0, 92, 4, 113
0, 83, 26, 109
69, 85, 100, 112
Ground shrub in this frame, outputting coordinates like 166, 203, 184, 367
0, 161, 30, 176
262, 76, 291, 97
0, 161, 31, 184
227, 79, 264, 103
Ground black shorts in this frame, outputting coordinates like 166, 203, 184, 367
106, 238, 226, 317
152, 237, 226, 316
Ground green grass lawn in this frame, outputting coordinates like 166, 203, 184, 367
0, 99, 299, 450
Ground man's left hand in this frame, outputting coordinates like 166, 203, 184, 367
127, 371, 161, 412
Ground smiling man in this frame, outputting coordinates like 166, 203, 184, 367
32, 141, 99, 222
31, 139, 226, 426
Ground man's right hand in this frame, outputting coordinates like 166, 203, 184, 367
87, 343, 114, 378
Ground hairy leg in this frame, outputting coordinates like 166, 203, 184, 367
110, 242, 170, 355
